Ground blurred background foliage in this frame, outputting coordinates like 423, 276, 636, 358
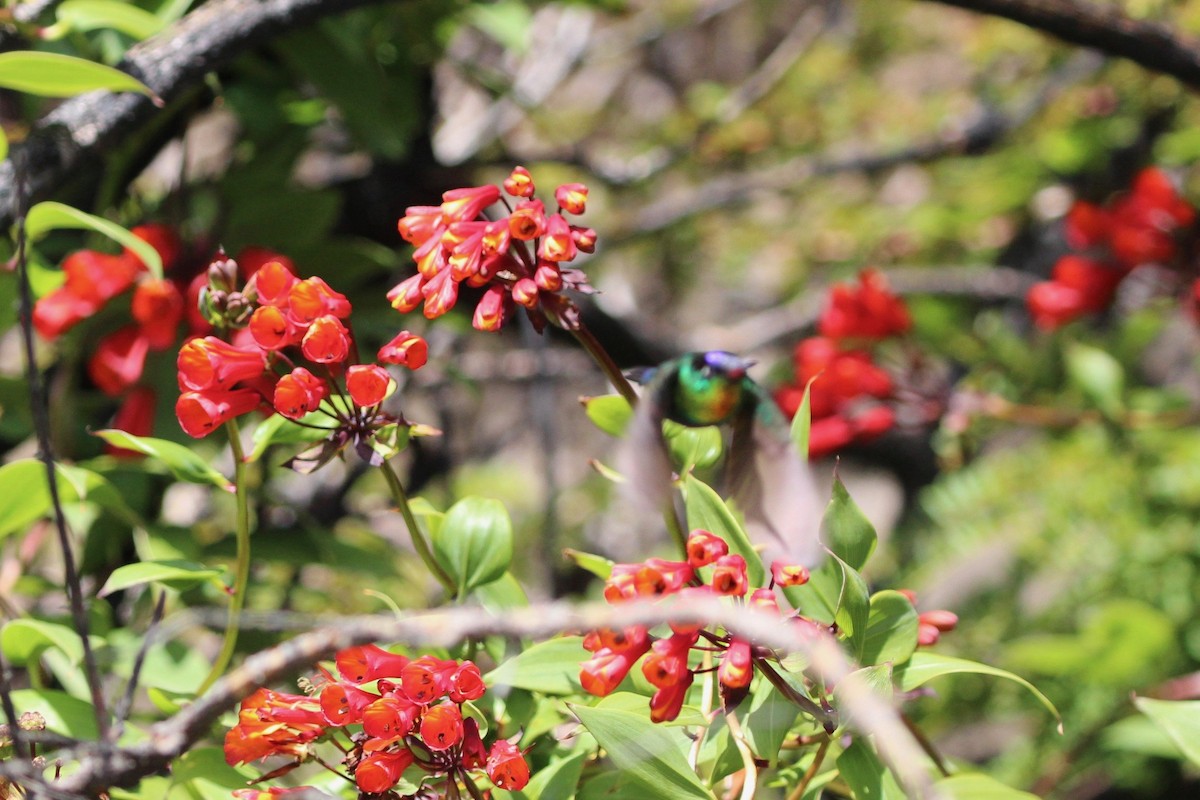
5, 0, 1200, 797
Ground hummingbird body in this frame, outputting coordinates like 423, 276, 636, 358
620, 351, 823, 568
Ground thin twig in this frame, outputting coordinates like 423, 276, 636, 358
0, 649, 28, 762
110, 592, 168, 742
902, 712, 951, 778
12, 155, 109, 740
787, 735, 831, 800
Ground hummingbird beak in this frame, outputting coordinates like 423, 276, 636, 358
728, 357, 755, 380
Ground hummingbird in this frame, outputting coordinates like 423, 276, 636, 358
619, 351, 823, 568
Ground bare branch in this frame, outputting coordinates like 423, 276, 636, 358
0, 0, 397, 227
926, 0, 1200, 90
12, 599, 943, 798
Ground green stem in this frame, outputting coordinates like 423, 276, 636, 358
198, 418, 251, 695
380, 458, 456, 595
755, 658, 837, 733
570, 325, 638, 405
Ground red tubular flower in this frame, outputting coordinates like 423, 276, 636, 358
176, 388, 261, 438
461, 718, 487, 769
32, 288, 99, 340
131, 278, 185, 350
511, 277, 539, 308
572, 225, 597, 253
580, 651, 637, 697
301, 315, 351, 363
336, 644, 411, 683
641, 632, 697, 689
538, 214, 577, 263
419, 702, 464, 751
555, 183, 588, 215
604, 559, 694, 602
400, 656, 454, 705
534, 261, 563, 291
1027, 280, 1087, 330
686, 529, 729, 567
771, 560, 811, 587
355, 749, 415, 794
63, 250, 141, 303
1065, 201, 1111, 250
719, 639, 753, 690
224, 688, 326, 766
248, 305, 296, 350
473, 285, 511, 332
273, 368, 328, 420
398, 205, 443, 246
288, 277, 351, 324
89, 326, 151, 396
128, 224, 183, 271
486, 740, 530, 791
748, 587, 780, 615
649, 670, 694, 723
346, 364, 393, 407
441, 185, 501, 223
503, 166, 535, 198
421, 268, 460, 318
237, 247, 295, 281
387, 273, 426, 313
449, 661, 486, 703
710, 554, 748, 596
362, 695, 420, 740
584, 626, 651, 656
319, 680, 379, 726
508, 199, 547, 241
249, 260, 298, 306
378, 331, 428, 369
177, 336, 266, 391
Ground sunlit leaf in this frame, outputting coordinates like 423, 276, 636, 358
684, 474, 764, 587
92, 430, 232, 490
0, 51, 153, 98
486, 636, 585, 695
1134, 697, 1200, 767
860, 591, 919, 667
10, 688, 98, 738
896, 652, 1061, 728
25, 202, 162, 279
1, 619, 84, 666
934, 773, 1041, 799
56, 0, 165, 39
583, 394, 631, 437
98, 559, 225, 597
432, 497, 513, 596
822, 477, 876, 571
836, 738, 906, 800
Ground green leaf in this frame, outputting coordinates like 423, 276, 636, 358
25, 202, 162, 279
486, 636, 585, 695
703, 678, 799, 781
169, 747, 255, 799
835, 556, 871, 660
247, 412, 337, 462
1, 619, 84, 666
563, 549, 614, 580
92, 430, 232, 490
790, 375, 818, 458
98, 559, 225, 597
663, 421, 723, 472
500, 749, 587, 800
836, 738, 906, 800
860, 591, 919, 667
56, 0, 165, 39
933, 774, 1041, 800
0, 459, 137, 541
896, 652, 1061, 728
684, 474, 764, 587
1133, 697, 1200, 767
432, 497, 513, 596
571, 704, 714, 800
0, 52, 154, 98
0, 127, 7, 163
473, 571, 529, 611
10, 688, 98, 738
595, 692, 707, 728
822, 477, 877, 571
584, 394, 632, 437
1065, 343, 1125, 419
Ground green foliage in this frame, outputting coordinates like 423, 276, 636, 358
0, 51, 153, 97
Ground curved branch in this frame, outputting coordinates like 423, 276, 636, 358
0, 0, 394, 226
927, 0, 1200, 90
12, 598, 936, 798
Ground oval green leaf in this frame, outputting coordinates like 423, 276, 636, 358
11, 688, 98, 738
486, 636, 586, 695
583, 394, 632, 437
789, 374, 819, 458
26, 202, 163, 279
0, 459, 136, 540
92, 430, 232, 490
860, 591, 919, 667
684, 474, 764, 587
0, 51, 153, 97
822, 476, 877, 571
1, 619, 84, 666
571, 704, 714, 800
98, 559, 225, 597
57, 0, 165, 39
432, 497, 513, 596
1133, 697, 1200, 767
934, 773, 1041, 799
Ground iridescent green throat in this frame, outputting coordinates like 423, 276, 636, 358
674, 358, 743, 426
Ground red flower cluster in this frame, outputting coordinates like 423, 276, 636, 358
391, 167, 597, 333
580, 530, 811, 722
175, 256, 427, 466
225, 645, 529, 795
776, 271, 908, 458
1028, 167, 1196, 329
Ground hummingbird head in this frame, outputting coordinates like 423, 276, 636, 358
694, 351, 755, 382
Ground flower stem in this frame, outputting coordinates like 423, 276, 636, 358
755, 658, 837, 733
570, 325, 638, 405
787, 736, 831, 800
198, 418, 251, 695
380, 458, 457, 595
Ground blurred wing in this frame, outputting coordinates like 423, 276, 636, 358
615, 379, 674, 519
728, 383, 824, 567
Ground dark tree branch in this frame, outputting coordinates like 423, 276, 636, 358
4, 599, 936, 798
926, 0, 1200, 91
0, 0, 396, 227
